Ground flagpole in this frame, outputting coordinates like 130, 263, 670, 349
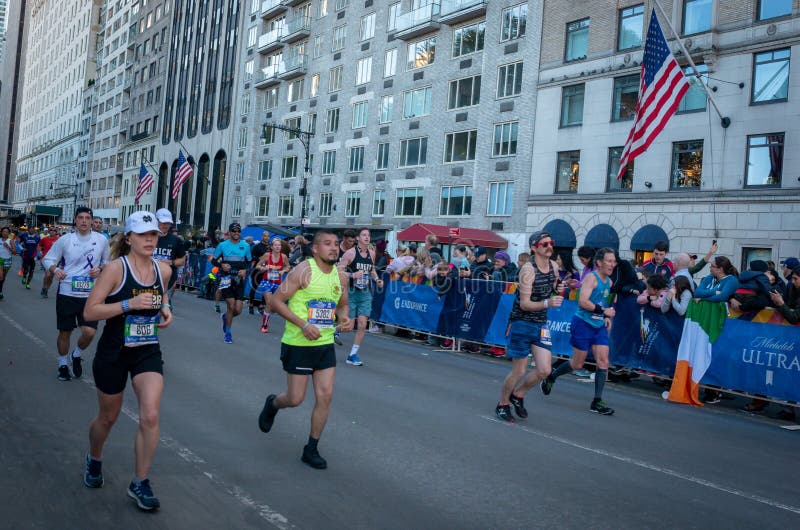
177, 140, 210, 184
141, 156, 160, 177
650, 0, 730, 128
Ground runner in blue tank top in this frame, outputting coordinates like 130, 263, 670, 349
542, 247, 618, 415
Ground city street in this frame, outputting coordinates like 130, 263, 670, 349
1, 271, 798, 529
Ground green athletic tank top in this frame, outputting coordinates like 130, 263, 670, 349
282, 259, 342, 346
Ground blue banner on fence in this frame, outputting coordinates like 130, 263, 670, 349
442, 280, 504, 341
379, 283, 444, 334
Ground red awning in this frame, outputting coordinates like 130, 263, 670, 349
396, 223, 508, 249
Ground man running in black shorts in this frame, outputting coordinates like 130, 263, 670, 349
214, 223, 252, 344
258, 230, 353, 469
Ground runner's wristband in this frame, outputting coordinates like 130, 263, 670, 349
121, 299, 130, 313
592, 304, 604, 314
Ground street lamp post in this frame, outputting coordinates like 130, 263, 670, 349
261, 121, 315, 229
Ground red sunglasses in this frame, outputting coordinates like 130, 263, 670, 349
535, 240, 555, 248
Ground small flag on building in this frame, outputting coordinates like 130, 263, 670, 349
617, 11, 690, 180
135, 162, 154, 205
172, 150, 193, 200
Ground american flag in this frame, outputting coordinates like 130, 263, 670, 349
172, 149, 194, 200
617, 11, 690, 180
135, 162, 154, 205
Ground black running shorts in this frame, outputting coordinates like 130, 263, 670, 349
56, 295, 99, 331
280, 343, 336, 374
220, 276, 246, 300
92, 346, 163, 395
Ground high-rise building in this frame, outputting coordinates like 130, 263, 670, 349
0, 0, 8, 62
231, 0, 540, 248
530, 0, 799, 266
14, 0, 103, 225
0, 0, 27, 217
85, 0, 132, 225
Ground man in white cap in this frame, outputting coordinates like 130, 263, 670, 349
153, 209, 186, 308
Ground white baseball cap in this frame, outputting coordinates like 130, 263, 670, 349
155, 208, 174, 224
125, 211, 160, 235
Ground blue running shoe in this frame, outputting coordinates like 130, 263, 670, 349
127, 479, 160, 511
83, 455, 103, 488
346, 354, 363, 366
224, 332, 233, 344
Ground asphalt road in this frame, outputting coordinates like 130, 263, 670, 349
1, 270, 798, 529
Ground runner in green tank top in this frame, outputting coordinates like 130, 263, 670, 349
257, 229, 353, 469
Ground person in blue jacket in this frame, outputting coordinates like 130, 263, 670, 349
694, 255, 739, 303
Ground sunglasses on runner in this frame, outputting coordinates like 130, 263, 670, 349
535, 240, 555, 248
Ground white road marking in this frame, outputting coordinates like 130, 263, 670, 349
0, 308, 293, 529
482, 415, 800, 516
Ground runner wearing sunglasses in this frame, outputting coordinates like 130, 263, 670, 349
214, 223, 252, 344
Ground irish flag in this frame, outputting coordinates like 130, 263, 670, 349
668, 300, 728, 406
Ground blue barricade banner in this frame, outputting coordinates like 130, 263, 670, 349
370, 278, 800, 402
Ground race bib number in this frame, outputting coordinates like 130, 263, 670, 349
219, 276, 232, 289
307, 300, 336, 329
267, 269, 280, 281
354, 276, 369, 289
71, 276, 94, 293
540, 325, 552, 347
124, 315, 159, 346
153, 254, 169, 262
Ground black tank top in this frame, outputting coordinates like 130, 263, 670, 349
509, 262, 555, 324
97, 256, 165, 353
347, 247, 374, 290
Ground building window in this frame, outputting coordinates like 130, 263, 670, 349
373, 189, 386, 216
612, 74, 639, 121
245, 59, 254, 81
745, 133, 784, 187
752, 49, 790, 104
335, 0, 349, 10
399, 137, 428, 167
356, 56, 373, 85
345, 191, 361, 216
318, 0, 328, 18
352, 101, 368, 128
257, 196, 269, 217
497, 62, 523, 98
618, 4, 644, 50
376, 142, 390, 169
560, 84, 584, 127
326, 108, 340, 133
265, 87, 279, 109
759, 0, 792, 20
380, 95, 394, 124
407, 37, 436, 69
309, 113, 317, 133
349, 146, 365, 172
607, 147, 633, 192
682, 0, 712, 35
361, 13, 376, 40
388, 2, 401, 30
678, 64, 708, 112
235, 162, 245, 182
241, 93, 251, 116
310, 73, 320, 97
281, 156, 298, 179
448, 75, 481, 109
487, 181, 513, 216
493, 122, 518, 157
555, 151, 580, 193
444, 130, 478, 162
565, 18, 589, 62
395, 188, 423, 216
329, 65, 343, 92
332, 25, 346, 51
452, 21, 485, 58
403, 86, 432, 118
258, 160, 272, 181
313, 35, 323, 58
322, 150, 336, 175
278, 195, 295, 217
247, 26, 257, 48
232, 196, 242, 217
440, 185, 472, 216
238, 128, 248, 149
287, 79, 304, 103
319, 192, 333, 217
261, 125, 275, 145
284, 117, 301, 140
501, 3, 527, 42
384, 48, 398, 77
671, 140, 703, 189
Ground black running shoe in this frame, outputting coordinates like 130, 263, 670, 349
71, 354, 82, 379
127, 479, 160, 511
509, 394, 528, 419
495, 403, 514, 423
58, 365, 71, 381
258, 394, 278, 433
83, 455, 103, 488
541, 376, 554, 396
590, 399, 615, 415
301, 445, 328, 470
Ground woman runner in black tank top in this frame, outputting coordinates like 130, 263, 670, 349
82, 211, 173, 511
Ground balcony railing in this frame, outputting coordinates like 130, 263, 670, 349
258, 27, 284, 53
261, 0, 287, 18
439, 0, 487, 25
278, 54, 308, 79
394, 3, 440, 40
255, 64, 284, 88
282, 17, 311, 43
